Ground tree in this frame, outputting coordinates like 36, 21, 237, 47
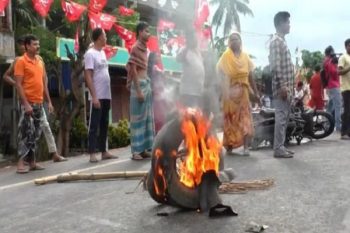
301, 49, 324, 81
210, 0, 253, 37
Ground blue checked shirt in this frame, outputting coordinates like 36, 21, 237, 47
269, 34, 295, 97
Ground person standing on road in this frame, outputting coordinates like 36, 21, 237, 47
308, 65, 324, 110
3, 36, 67, 163
176, 29, 205, 108
338, 38, 350, 140
84, 28, 118, 163
147, 52, 167, 134
126, 22, 155, 161
324, 45, 342, 132
269, 11, 295, 158
216, 31, 260, 156
14, 34, 52, 173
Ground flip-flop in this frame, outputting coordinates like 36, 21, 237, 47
29, 165, 45, 171
89, 159, 98, 163
131, 154, 144, 161
16, 168, 29, 174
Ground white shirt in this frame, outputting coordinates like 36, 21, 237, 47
84, 47, 111, 100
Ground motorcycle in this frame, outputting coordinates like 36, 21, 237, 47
250, 100, 335, 150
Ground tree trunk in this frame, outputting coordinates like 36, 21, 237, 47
57, 20, 91, 157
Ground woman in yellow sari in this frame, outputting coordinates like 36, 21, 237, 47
217, 32, 260, 156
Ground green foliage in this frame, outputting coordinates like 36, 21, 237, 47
301, 50, 324, 71
33, 26, 58, 64
70, 117, 88, 149
213, 36, 227, 56
210, 0, 253, 36
108, 119, 130, 149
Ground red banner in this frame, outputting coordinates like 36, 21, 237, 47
118, 6, 135, 16
61, 0, 87, 22
88, 0, 106, 13
157, 19, 175, 32
89, 11, 116, 30
194, 0, 209, 29
0, 0, 9, 12
32, 0, 54, 17
147, 36, 160, 54
103, 45, 118, 60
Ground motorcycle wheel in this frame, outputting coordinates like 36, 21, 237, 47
310, 111, 335, 139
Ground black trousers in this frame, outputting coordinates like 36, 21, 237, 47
341, 91, 350, 136
88, 99, 110, 154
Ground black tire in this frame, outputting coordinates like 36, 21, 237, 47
147, 117, 224, 209
310, 111, 335, 139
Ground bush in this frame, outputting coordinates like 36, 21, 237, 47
70, 117, 88, 149
108, 119, 130, 149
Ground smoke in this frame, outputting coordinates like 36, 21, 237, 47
146, 1, 224, 131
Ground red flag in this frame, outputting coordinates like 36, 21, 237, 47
0, 0, 9, 12
32, 0, 54, 17
74, 28, 79, 53
157, 19, 175, 32
114, 24, 134, 41
118, 6, 135, 16
114, 24, 136, 53
61, 0, 86, 22
89, 11, 116, 30
88, 0, 106, 13
194, 0, 209, 29
103, 45, 118, 60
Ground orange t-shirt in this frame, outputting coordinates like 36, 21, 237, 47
14, 53, 44, 103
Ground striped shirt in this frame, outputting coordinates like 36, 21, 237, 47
269, 33, 294, 97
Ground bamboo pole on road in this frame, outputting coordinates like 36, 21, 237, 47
34, 171, 148, 185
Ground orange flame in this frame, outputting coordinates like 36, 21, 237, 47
153, 149, 167, 198
179, 109, 221, 188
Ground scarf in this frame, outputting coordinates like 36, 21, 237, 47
126, 40, 148, 89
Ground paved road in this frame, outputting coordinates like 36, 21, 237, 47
0, 134, 349, 233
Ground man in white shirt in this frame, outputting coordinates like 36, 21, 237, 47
84, 28, 118, 162
176, 29, 205, 108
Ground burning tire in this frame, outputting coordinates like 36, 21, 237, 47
147, 111, 225, 210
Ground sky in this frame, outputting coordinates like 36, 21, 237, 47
210, 0, 350, 67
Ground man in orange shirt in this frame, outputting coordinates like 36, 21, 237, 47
14, 34, 53, 173
3, 36, 67, 164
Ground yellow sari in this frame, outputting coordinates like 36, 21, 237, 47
217, 48, 254, 149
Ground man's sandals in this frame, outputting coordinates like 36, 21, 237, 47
17, 164, 45, 174
90, 153, 119, 163
131, 151, 152, 161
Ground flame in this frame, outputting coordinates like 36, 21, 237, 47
179, 108, 221, 188
153, 149, 167, 198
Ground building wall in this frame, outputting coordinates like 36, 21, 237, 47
111, 74, 130, 123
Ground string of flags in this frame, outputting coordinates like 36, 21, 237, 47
1, 0, 212, 59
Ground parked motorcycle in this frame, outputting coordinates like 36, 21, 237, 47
250, 102, 335, 150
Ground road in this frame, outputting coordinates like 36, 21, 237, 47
0, 134, 349, 233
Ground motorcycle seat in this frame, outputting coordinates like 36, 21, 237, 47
260, 109, 275, 118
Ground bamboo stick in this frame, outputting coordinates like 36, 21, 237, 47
34, 175, 60, 185
34, 171, 148, 185
56, 171, 148, 182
